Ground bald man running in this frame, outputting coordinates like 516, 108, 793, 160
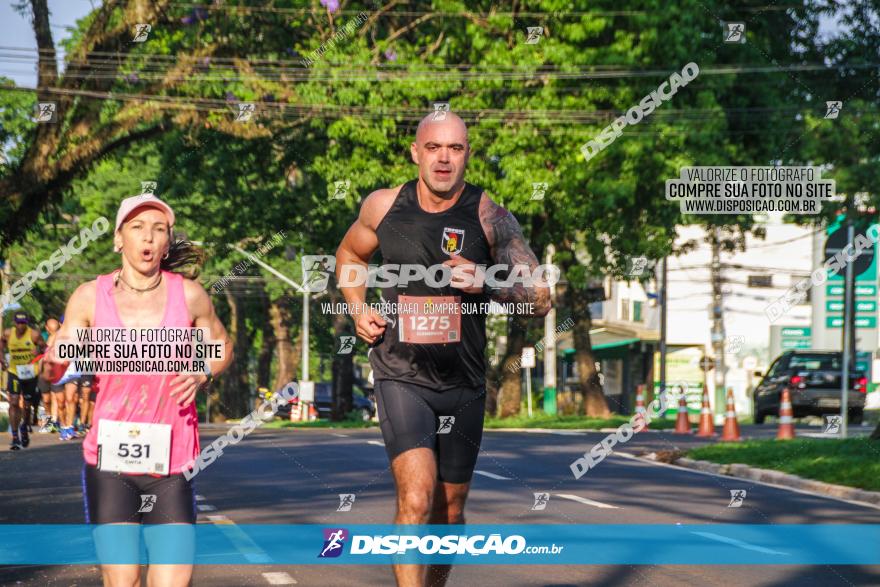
336, 111, 551, 587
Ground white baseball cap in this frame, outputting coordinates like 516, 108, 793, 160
114, 194, 176, 252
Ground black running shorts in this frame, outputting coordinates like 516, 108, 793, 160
82, 463, 196, 524
6, 373, 38, 402
373, 380, 486, 483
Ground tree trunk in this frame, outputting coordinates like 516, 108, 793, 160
496, 316, 527, 418
331, 298, 354, 421
270, 301, 297, 389
485, 364, 499, 416
568, 284, 610, 417
220, 289, 250, 417
256, 289, 273, 389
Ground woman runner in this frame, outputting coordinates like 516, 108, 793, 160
49, 194, 233, 587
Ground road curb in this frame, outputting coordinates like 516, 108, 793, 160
485, 427, 665, 433
674, 456, 880, 506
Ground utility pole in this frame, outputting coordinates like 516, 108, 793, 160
711, 228, 727, 420
659, 256, 668, 403
840, 212, 855, 438
543, 244, 557, 415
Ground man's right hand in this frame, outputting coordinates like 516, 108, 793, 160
354, 309, 387, 345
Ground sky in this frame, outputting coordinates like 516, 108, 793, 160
0, 1, 845, 89
0, 0, 97, 87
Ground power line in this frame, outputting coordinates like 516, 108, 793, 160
2, 46, 876, 79
2, 85, 874, 131
165, 3, 807, 17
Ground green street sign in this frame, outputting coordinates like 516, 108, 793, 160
826, 284, 877, 297
826, 316, 877, 328
780, 327, 810, 337
825, 218, 878, 281
826, 300, 877, 313
781, 339, 811, 349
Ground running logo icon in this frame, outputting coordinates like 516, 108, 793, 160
332, 180, 350, 200
432, 102, 450, 121
531, 182, 548, 201
724, 22, 745, 43
140, 181, 157, 195
132, 24, 151, 43
302, 255, 335, 292
728, 489, 747, 507
824, 101, 842, 120
336, 494, 356, 512
138, 494, 157, 513
35, 102, 57, 123
725, 335, 745, 354
437, 416, 455, 434
235, 103, 256, 123
318, 528, 348, 558
441, 228, 465, 256
531, 492, 550, 510
337, 336, 355, 355
823, 415, 842, 434
525, 27, 544, 44
627, 256, 648, 277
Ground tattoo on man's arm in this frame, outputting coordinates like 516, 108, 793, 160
484, 204, 551, 314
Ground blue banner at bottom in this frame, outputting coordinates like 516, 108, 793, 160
1, 524, 878, 565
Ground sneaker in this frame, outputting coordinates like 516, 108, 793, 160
10, 437, 22, 450
39, 422, 50, 434
59, 428, 69, 441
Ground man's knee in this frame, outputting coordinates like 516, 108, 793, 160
398, 487, 433, 519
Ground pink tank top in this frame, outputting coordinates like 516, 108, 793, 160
83, 270, 200, 475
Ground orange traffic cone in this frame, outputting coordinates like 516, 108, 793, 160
776, 387, 795, 440
721, 388, 741, 441
290, 402, 300, 422
635, 385, 649, 431
674, 393, 692, 434
308, 402, 318, 421
696, 388, 716, 437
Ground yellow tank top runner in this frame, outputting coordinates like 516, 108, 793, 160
7, 328, 36, 374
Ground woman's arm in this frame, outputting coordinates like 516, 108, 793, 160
168, 279, 234, 407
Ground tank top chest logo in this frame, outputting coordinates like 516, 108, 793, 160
441, 227, 465, 256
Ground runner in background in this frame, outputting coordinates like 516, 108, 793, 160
1, 311, 47, 449
38, 317, 63, 433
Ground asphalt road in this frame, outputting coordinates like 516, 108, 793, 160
1, 422, 878, 586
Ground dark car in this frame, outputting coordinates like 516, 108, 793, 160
753, 351, 866, 425
275, 382, 375, 421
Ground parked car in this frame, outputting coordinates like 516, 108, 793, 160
274, 382, 376, 421
753, 351, 866, 425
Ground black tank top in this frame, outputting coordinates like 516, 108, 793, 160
369, 179, 492, 390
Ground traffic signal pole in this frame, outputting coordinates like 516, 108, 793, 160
840, 218, 854, 438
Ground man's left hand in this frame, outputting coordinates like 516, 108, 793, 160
443, 254, 485, 294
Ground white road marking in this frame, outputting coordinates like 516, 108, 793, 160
195, 494, 206, 501
207, 512, 273, 564
197, 504, 217, 512
262, 571, 298, 584
473, 470, 512, 480
367, 440, 385, 446
691, 531, 789, 556
555, 493, 620, 509
332, 433, 348, 438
